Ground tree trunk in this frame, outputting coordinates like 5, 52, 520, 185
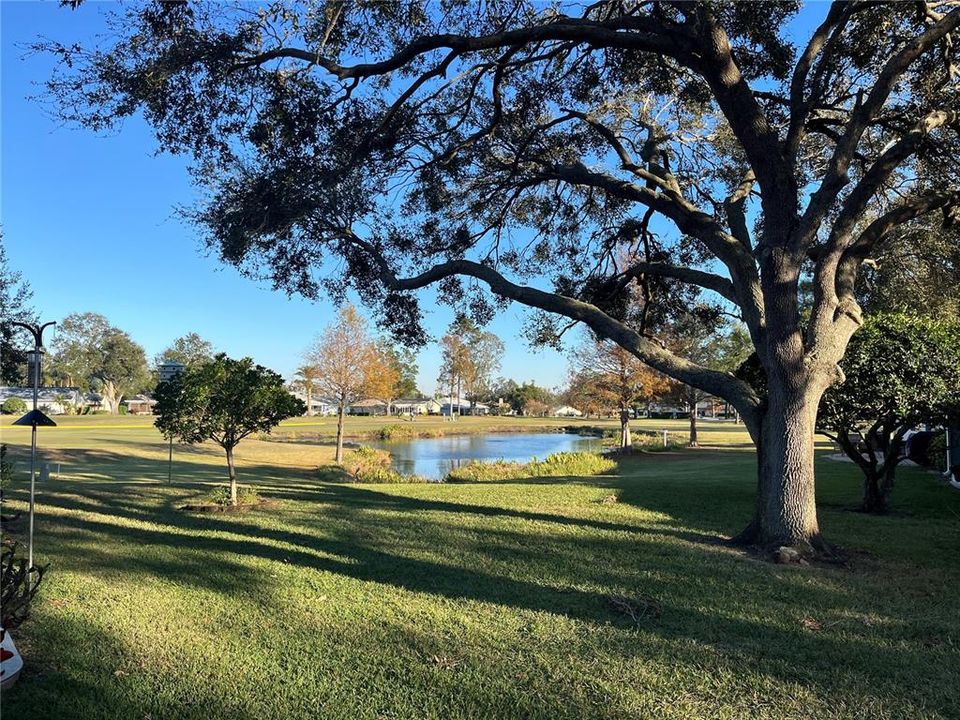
619, 409, 632, 448
735, 387, 825, 552
306, 385, 313, 416
335, 401, 346, 463
688, 404, 699, 448
102, 381, 122, 415
226, 445, 237, 505
861, 469, 887, 513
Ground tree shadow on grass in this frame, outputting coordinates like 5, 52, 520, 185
17, 482, 957, 718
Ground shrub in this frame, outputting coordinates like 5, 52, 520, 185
205, 484, 261, 506
118, 404, 129, 415
0, 444, 13, 487
446, 451, 616, 482
926, 431, 947, 472
1, 398, 26, 415
325, 445, 427, 484
1, 542, 46, 631
377, 423, 416, 441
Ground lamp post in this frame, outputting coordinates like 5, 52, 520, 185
10, 321, 57, 569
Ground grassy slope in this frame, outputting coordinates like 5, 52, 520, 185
0, 418, 957, 719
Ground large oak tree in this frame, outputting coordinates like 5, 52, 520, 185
41, 1, 960, 552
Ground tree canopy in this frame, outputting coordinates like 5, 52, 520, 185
0, 232, 36, 385
819, 312, 960, 512
49, 312, 150, 413
41, 1, 960, 552
154, 353, 304, 503
154, 332, 215, 369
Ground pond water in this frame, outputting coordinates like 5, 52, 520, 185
369, 432, 604, 480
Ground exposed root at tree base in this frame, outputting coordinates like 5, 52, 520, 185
726, 525, 849, 566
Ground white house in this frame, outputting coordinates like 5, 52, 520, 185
0, 387, 82, 415
393, 398, 434, 415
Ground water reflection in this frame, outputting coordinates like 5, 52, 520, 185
369, 432, 603, 480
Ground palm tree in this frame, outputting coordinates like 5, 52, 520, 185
292, 364, 320, 416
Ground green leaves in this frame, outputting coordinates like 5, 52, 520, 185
154, 353, 305, 450
821, 312, 960, 432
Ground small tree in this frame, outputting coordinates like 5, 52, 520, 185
819, 313, 960, 513
291, 363, 321, 416
154, 354, 304, 504
569, 339, 670, 447
310, 305, 379, 462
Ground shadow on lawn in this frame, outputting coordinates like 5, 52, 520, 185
5, 449, 958, 718
17, 480, 954, 718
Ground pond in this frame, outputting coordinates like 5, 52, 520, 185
369, 432, 604, 480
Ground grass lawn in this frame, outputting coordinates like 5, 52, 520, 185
1, 416, 958, 719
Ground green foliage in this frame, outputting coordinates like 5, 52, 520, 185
2, 397, 27, 415
154, 332, 215, 369
0, 232, 35, 385
446, 451, 616, 482
926, 432, 948, 472
328, 445, 427, 484
0, 444, 13, 487
377, 423, 416, 441
154, 354, 306, 450
48, 312, 150, 405
1, 542, 46, 631
205, 484, 260, 507
821, 313, 960, 433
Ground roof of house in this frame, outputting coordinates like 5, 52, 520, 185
351, 398, 388, 407
0, 386, 82, 403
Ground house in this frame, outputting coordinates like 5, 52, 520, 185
439, 396, 489, 416
288, 390, 337, 416
0, 387, 82, 415
123, 394, 157, 415
551, 405, 583, 418
393, 398, 434, 415
348, 398, 388, 416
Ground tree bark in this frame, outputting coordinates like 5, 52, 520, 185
861, 469, 887, 513
735, 385, 825, 552
335, 400, 346, 463
306, 385, 313, 416
688, 404, 699, 447
619, 409, 632, 448
102, 380, 122, 415
226, 445, 237, 505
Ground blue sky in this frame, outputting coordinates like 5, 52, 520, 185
1, 2, 573, 393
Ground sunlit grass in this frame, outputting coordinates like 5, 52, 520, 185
1, 418, 956, 719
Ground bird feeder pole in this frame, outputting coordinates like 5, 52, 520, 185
10, 320, 56, 569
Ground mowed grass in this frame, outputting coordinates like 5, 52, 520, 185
0, 416, 957, 719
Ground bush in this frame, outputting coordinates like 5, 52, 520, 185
1, 398, 26, 415
205, 484, 261, 506
118, 404, 129, 415
377, 423, 416, 441
446, 451, 616, 482
324, 445, 427, 484
0, 444, 13, 488
926, 431, 947, 471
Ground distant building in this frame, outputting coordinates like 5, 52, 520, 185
348, 398, 388, 416
551, 405, 583, 418
123, 395, 158, 415
393, 398, 434, 415
0, 387, 82, 415
157, 361, 185, 383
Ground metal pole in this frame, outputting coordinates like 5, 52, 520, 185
27, 335, 39, 569
12, 321, 55, 570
